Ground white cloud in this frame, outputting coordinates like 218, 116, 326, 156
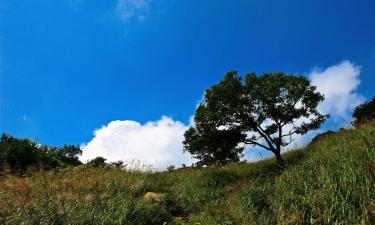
81, 116, 195, 170
309, 60, 365, 123
287, 61, 365, 146
285, 60, 365, 146
116, 0, 150, 22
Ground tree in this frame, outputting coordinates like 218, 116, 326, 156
59, 145, 82, 166
184, 71, 328, 167
0, 134, 42, 173
0, 133, 83, 173
352, 97, 375, 126
40, 144, 82, 169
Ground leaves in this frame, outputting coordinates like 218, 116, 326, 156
184, 71, 328, 166
352, 97, 375, 126
0, 134, 82, 174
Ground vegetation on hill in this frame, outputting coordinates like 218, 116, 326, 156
0, 134, 82, 175
0, 122, 374, 224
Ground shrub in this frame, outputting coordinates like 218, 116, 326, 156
167, 165, 175, 171
352, 97, 375, 126
86, 157, 107, 168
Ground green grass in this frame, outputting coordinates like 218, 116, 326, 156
0, 123, 374, 224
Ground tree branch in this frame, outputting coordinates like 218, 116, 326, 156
281, 129, 297, 138
282, 137, 295, 146
244, 139, 271, 150
254, 124, 276, 151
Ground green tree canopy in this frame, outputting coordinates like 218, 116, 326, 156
352, 97, 375, 126
0, 133, 82, 174
184, 71, 328, 167
0, 134, 42, 173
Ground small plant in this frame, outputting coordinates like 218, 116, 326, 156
166, 165, 175, 171
110, 160, 126, 169
86, 157, 106, 168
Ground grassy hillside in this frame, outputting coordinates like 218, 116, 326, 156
0, 123, 374, 225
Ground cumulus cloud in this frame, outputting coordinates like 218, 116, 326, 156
287, 61, 365, 145
81, 116, 195, 170
309, 60, 365, 123
116, 0, 150, 22
284, 61, 364, 146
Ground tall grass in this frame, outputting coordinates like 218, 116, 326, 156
236, 123, 375, 225
0, 123, 374, 224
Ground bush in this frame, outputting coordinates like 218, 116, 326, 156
353, 97, 375, 126
86, 157, 107, 168
167, 165, 175, 171
309, 130, 335, 145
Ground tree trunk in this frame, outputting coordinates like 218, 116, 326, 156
275, 151, 284, 169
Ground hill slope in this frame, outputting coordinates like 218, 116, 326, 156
0, 123, 374, 224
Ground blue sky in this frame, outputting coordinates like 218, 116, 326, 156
0, 0, 375, 168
